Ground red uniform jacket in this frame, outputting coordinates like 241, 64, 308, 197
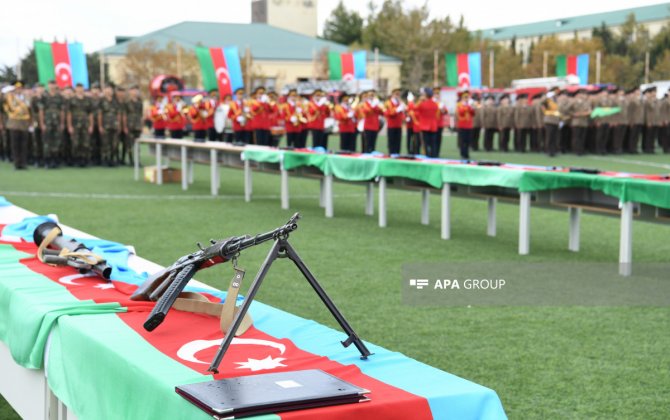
166, 103, 186, 131
384, 98, 405, 129
334, 104, 356, 133
150, 103, 166, 130
189, 105, 207, 131
415, 99, 440, 132
205, 98, 216, 129
456, 101, 476, 129
306, 100, 330, 130
281, 102, 304, 134
360, 100, 383, 132
228, 100, 248, 132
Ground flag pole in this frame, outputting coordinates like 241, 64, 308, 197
375, 47, 380, 90
644, 51, 650, 84
596, 51, 601, 84
489, 50, 494, 88
433, 49, 438, 87
543, 51, 548, 78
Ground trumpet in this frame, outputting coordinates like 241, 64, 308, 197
4, 93, 30, 120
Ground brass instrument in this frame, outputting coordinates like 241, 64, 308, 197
4, 92, 30, 121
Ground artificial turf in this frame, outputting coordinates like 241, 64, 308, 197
1, 135, 669, 419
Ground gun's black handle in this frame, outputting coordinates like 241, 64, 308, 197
144, 263, 198, 332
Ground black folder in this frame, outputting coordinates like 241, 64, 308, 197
176, 369, 371, 419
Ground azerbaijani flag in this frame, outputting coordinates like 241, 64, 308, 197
556, 54, 589, 84
445, 52, 482, 89
195, 46, 244, 96
34, 41, 89, 89
328, 51, 367, 81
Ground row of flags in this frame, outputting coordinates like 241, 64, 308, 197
31, 40, 591, 93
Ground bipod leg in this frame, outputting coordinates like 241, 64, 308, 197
207, 239, 282, 373
282, 240, 372, 360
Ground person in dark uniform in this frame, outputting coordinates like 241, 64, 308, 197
384, 88, 405, 155
530, 92, 544, 152
98, 85, 121, 166
626, 87, 643, 153
3, 81, 32, 169
568, 89, 592, 155
471, 93, 481, 151
39, 80, 65, 168
67, 83, 93, 166
124, 85, 144, 165
496, 94, 513, 151
643, 86, 659, 153
482, 95, 498, 152
592, 87, 611, 155
415, 87, 440, 157
611, 87, 628, 154
660, 92, 670, 154
541, 87, 561, 157
30, 83, 44, 166
513, 93, 530, 152
0, 89, 6, 161
89, 83, 103, 164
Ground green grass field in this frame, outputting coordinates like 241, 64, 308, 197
1, 135, 669, 419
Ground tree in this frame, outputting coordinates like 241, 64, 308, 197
651, 50, 670, 81
19, 47, 38, 86
322, 1, 364, 46
0, 65, 17, 83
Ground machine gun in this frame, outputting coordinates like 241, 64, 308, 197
33, 222, 112, 280
132, 213, 300, 332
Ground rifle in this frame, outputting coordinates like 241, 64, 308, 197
33, 222, 112, 280
132, 213, 300, 332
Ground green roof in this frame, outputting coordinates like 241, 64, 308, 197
480, 3, 670, 41
100, 21, 400, 63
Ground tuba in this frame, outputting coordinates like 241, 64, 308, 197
5, 93, 30, 120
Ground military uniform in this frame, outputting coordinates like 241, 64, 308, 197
39, 91, 64, 167
67, 94, 92, 165
98, 97, 121, 166
496, 98, 514, 151
530, 95, 544, 152
471, 98, 481, 150
558, 94, 572, 153
124, 97, 144, 165
481, 101, 498, 152
29, 92, 43, 165
626, 92, 644, 153
542, 94, 561, 157
4, 88, 32, 169
593, 91, 612, 155
611, 92, 628, 154
0, 92, 6, 161
660, 96, 670, 153
89, 93, 102, 164
513, 96, 532, 152
643, 92, 660, 153
568, 94, 592, 155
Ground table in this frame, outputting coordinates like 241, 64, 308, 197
0, 202, 507, 420
134, 139, 670, 276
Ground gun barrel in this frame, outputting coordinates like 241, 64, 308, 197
220, 215, 299, 258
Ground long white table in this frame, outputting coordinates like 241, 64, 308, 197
134, 138, 670, 276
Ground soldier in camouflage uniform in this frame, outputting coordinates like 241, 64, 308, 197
0, 90, 6, 161
115, 86, 128, 164
67, 83, 93, 167
98, 85, 121, 166
30, 83, 44, 166
39, 80, 65, 168
89, 83, 102, 165
123, 85, 143, 165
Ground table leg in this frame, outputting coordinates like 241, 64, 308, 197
325, 174, 334, 218
365, 182, 374, 216
244, 159, 252, 202
319, 178, 325, 208
568, 207, 581, 252
441, 183, 450, 239
180, 146, 188, 191
519, 192, 531, 255
378, 177, 387, 227
133, 140, 140, 181
281, 165, 289, 210
487, 197, 497, 237
155, 143, 162, 185
619, 202, 633, 276
188, 161, 194, 184
421, 189, 430, 225
47, 386, 58, 420
210, 149, 218, 196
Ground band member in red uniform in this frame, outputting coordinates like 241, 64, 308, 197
456, 90, 476, 159
150, 93, 167, 139
250, 87, 272, 146
189, 94, 208, 142
334, 92, 357, 151
384, 88, 405, 155
166, 94, 186, 139
405, 92, 420, 154
359, 90, 383, 153
281, 89, 305, 148
228, 87, 250, 144
206, 89, 219, 141
267, 91, 282, 147
414, 88, 440, 157
306, 89, 330, 149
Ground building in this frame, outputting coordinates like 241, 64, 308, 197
480, 3, 670, 61
99, 21, 401, 93
252, 0, 318, 38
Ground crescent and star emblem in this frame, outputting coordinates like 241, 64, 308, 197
177, 338, 288, 371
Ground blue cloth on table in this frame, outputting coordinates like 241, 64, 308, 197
0, 196, 11, 207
